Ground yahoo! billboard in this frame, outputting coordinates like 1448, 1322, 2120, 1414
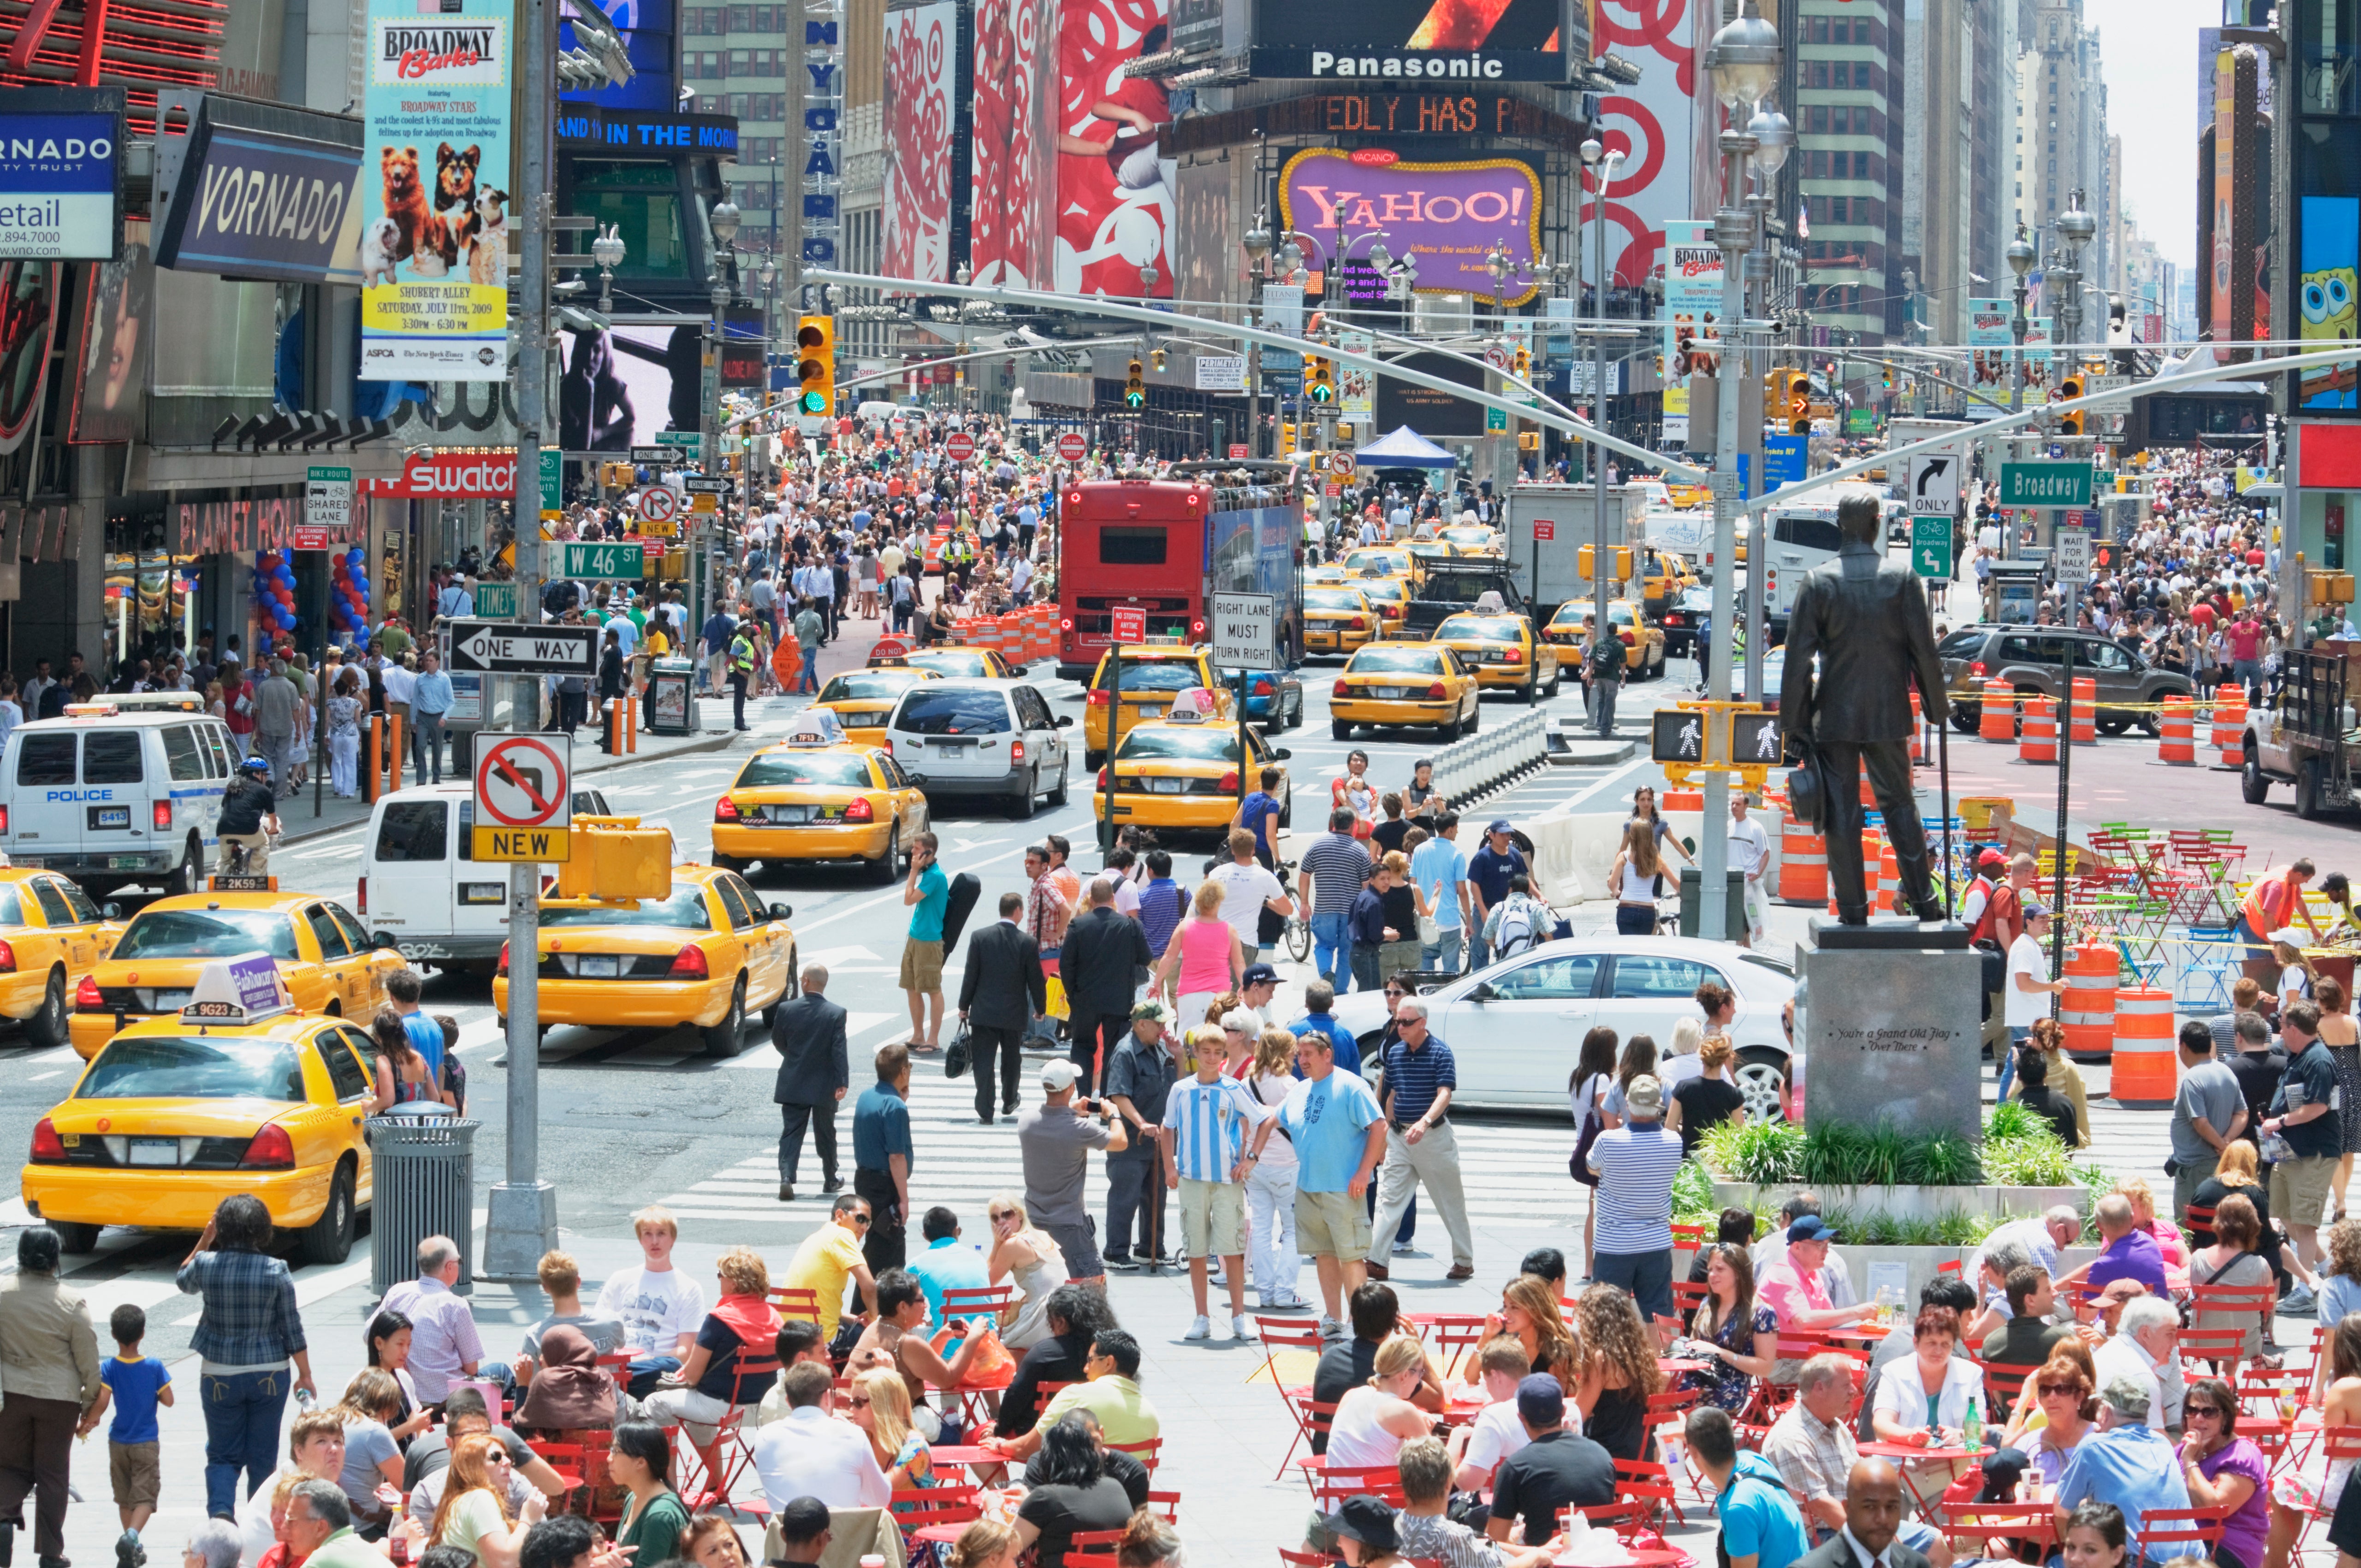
1277, 149, 1542, 305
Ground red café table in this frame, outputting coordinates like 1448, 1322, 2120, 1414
1552, 1548, 1688, 1568
1857, 1440, 1985, 1517
929, 1445, 1003, 1468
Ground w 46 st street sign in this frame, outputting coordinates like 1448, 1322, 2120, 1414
560, 542, 646, 579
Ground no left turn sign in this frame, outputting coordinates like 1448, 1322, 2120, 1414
475, 734, 574, 828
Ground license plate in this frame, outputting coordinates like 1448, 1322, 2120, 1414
1147, 777, 1187, 794
142, 989, 190, 1011
110, 855, 145, 869
127, 1138, 178, 1167
9, 859, 37, 869
931, 741, 974, 754
94, 807, 129, 829
1134, 706, 1163, 719
458, 883, 504, 905
576, 954, 620, 978
1375, 686, 1410, 699
766, 805, 816, 823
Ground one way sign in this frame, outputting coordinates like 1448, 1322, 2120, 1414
445, 621, 601, 677
1909, 452, 1960, 516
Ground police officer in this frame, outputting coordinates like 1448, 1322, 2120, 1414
728, 620, 758, 733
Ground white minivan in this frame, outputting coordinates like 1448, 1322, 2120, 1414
0, 704, 233, 897
885, 678, 1073, 819
356, 781, 612, 972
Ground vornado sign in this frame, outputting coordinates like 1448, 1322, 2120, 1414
367, 450, 519, 498
151, 92, 366, 285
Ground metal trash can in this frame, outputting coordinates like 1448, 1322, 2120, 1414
1677, 868, 1749, 940
647, 657, 700, 736
367, 1108, 478, 1296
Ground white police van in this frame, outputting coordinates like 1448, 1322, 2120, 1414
0, 701, 233, 898
357, 780, 613, 973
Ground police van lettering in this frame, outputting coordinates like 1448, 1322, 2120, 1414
46, 789, 113, 802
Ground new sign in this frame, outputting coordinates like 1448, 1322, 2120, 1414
0, 91, 126, 262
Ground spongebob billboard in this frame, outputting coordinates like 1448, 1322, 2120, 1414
2301, 195, 2361, 410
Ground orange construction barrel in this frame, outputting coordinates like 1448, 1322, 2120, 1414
2069, 676, 2097, 745
2061, 942, 2120, 1060
2019, 696, 2058, 764
1663, 787, 1705, 811
1832, 832, 1885, 918
1878, 840, 1901, 915
2159, 696, 2196, 764
2111, 987, 2180, 1108
1910, 690, 1925, 764
1779, 819, 1827, 905
1980, 680, 2016, 742
2213, 690, 2248, 767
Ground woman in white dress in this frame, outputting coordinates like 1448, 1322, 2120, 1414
985, 1193, 1068, 1351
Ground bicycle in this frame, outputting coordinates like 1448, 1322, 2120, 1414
1276, 859, 1313, 961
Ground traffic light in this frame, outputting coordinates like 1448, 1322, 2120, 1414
1125, 358, 1146, 409
1781, 370, 1811, 434
598, 462, 634, 488
1511, 344, 1531, 380
1278, 422, 1297, 455
2057, 373, 2085, 435
1517, 431, 1541, 451
1578, 544, 1635, 581
1150, 345, 1168, 372
1880, 362, 1895, 389
1654, 353, 1666, 378
794, 316, 836, 415
1307, 357, 1336, 405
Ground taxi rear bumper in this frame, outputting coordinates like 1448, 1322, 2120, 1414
712, 822, 892, 861
493, 974, 736, 1029
1092, 791, 1244, 831
23, 1163, 335, 1232
1333, 698, 1460, 725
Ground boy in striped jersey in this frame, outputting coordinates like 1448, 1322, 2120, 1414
1161, 1024, 1275, 1342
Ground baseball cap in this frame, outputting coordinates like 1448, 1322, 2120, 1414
1243, 962, 1279, 987
1040, 1060, 1081, 1092
1624, 1075, 1665, 1118
1222, 1009, 1258, 1035
2024, 901, 2053, 921
1487, 818, 1514, 835
1131, 1000, 1168, 1024
1787, 1215, 1840, 1244
1332, 1497, 1400, 1556
1515, 1373, 1566, 1427
1977, 848, 2007, 869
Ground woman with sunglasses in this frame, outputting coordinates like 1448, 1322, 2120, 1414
2004, 1343, 2097, 1485
2177, 1376, 2269, 1568
985, 1195, 1068, 1352
848, 1366, 936, 1494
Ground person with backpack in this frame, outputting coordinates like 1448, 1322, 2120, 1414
1482, 874, 1555, 960
1584, 618, 1628, 740
1466, 821, 1529, 970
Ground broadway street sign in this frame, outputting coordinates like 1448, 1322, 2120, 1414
1999, 462, 2093, 508
446, 621, 600, 676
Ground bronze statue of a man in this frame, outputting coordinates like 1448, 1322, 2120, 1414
1778, 493, 1948, 924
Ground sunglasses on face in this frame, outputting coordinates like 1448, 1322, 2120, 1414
2187, 1405, 2223, 1419
851, 1213, 873, 1227
2038, 1382, 2082, 1397
848, 1396, 872, 1408
1385, 988, 1406, 998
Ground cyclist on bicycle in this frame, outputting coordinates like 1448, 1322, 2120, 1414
217, 757, 283, 872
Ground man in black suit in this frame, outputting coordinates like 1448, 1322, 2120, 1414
771, 961, 848, 1202
1787, 1458, 1925, 1568
960, 891, 1046, 1123
1060, 876, 1154, 1095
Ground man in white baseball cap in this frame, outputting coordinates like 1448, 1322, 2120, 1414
1015, 1058, 1129, 1287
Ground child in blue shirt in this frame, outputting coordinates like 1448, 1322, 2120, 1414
1288, 979, 1360, 1077
85, 1302, 172, 1551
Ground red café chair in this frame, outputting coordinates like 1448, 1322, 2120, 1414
1312, 1471, 1404, 1510
1562, 1501, 1644, 1538
679, 1345, 782, 1515
2189, 1280, 2278, 1357
2177, 1325, 2251, 1375
1936, 1259, 1964, 1278
1670, 1280, 1711, 1321
1973, 1359, 2032, 1418
940, 1284, 1016, 1331
2290, 1431, 2361, 1548
2133, 1504, 2233, 1563
1420, 1314, 1492, 1372
1067, 1528, 1129, 1568
1615, 1456, 1687, 1530
1942, 1501, 2059, 1560
1145, 1490, 1181, 1523
771, 1286, 821, 1323
1109, 1437, 1162, 1473
1257, 1315, 1331, 1476
593, 1349, 636, 1400
1278, 1551, 1337, 1568
890, 1483, 983, 1533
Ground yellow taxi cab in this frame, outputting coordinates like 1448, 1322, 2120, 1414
71, 888, 402, 1059
1640, 550, 1697, 615
1542, 598, 1667, 680
1347, 574, 1412, 637
1342, 547, 1414, 580
26, 957, 376, 1262
1434, 604, 1563, 695
1084, 645, 1229, 768
1302, 585, 1379, 657
870, 647, 1017, 680
494, 864, 796, 1059
1330, 641, 1483, 741
0, 868, 124, 1050
809, 667, 941, 749
1305, 563, 1349, 586
1406, 540, 1455, 574
710, 712, 930, 882
1091, 691, 1292, 838
1438, 525, 1495, 550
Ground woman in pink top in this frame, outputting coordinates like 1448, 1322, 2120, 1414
1155, 881, 1243, 1035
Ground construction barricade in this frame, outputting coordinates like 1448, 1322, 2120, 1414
2061, 943, 2120, 1060
2158, 697, 2195, 764
2110, 987, 2179, 1108
2019, 697, 2057, 764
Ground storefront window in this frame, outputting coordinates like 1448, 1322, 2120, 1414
572, 161, 692, 281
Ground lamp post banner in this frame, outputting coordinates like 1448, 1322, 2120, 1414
361, 0, 514, 381
1278, 149, 1542, 305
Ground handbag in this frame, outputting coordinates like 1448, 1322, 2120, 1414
1044, 974, 1070, 1021
944, 1019, 972, 1079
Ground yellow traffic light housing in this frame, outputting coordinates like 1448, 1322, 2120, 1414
1307, 357, 1336, 405
1511, 345, 1531, 379
1578, 544, 1635, 581
794, 316, 836, 416
1517, 431, 1541, 451
1783, 371, 1810, 434
1278, 422, 1296, 455
2057, 373, 2085, 436
1150, 346, 1168, 372
1125, 358, 1146, 409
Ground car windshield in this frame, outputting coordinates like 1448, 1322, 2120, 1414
540, 888, 713, 929
1347, 648, 1446, 675
894, 689, 1013, 735
113, 910, 301, 961
1739, 952, 1796, 978
737, 752, 876, 788
1356, 580, 1408, 603
78, 1035, 305, 1101
1441, 528, 1489, 543
818, 673, 925, 704
1097, 661, 1205, 692
1438, 617, 1521, 643
1419, 573, 1505, 604
1608, 606, 1637, 628
1115, 728, 1240, 762
905, 651, 991, 676
1305, 589, 1368, 612
1345, 553, 1404, 574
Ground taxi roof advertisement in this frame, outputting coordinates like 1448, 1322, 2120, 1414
0, 89, 127, 263
361, 0, 514, 382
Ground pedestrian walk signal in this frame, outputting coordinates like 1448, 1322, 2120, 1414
795, 316, 836, 415
2057, 374, 2085, 435
1307, 357, 1336, 404
1125, 358, 1146, 408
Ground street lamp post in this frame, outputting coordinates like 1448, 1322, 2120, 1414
704, 197, 742, 632
1580, 138, 1625, 668
1741, 102, 1790, 708
1698, 0, 1781, 943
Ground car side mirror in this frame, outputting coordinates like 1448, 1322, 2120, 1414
373, 932, 401, 949
770, 902, 794, 921
1469, 981, 1499, 1001
101, 902, 122, 920
1055, 716, 1073, 728
1272, 747, 1291, 760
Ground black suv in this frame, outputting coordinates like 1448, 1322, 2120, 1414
1939, 625, 2195, 737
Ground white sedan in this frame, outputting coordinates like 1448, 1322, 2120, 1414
1330, 935, 1799, 1118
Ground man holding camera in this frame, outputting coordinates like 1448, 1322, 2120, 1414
1015, 1060, 1130, 1289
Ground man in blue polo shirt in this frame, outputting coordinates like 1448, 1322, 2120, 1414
1687, 1405, 1809, 1568
852, 1044, 914, 1276
907, 1205, 991, 1332
1467, 820, 1528, 971
1362, 997, 1473, 1285
2053, 1375, 2189, 1561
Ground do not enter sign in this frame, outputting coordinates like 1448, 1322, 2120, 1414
1057, 432, 1088, 462
473, 733, 574, 862
944, 432, 976, 462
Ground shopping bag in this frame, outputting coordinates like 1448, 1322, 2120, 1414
1044, 974, 1070, 1020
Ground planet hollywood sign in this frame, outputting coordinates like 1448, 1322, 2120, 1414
1278, 148, 1542, 304
174, 497, 302, 555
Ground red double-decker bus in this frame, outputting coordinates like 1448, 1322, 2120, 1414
1053, 468, 1306, 680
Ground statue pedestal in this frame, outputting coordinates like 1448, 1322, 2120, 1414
1797, 917, 1984, 1141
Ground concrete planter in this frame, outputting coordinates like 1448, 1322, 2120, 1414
1710, 1182, 2090, 1224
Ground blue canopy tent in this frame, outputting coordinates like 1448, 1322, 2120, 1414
1353, 426, 1458, 468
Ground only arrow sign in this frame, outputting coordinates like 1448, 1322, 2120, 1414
1915, 457, 1951, 497
445, 620, 602, 676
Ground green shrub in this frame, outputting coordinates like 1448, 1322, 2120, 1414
1672, 1158, 1718, 1225
1702, 1121, 1805, 1184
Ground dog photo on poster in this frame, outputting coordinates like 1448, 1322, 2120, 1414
361, 0, 514, 381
